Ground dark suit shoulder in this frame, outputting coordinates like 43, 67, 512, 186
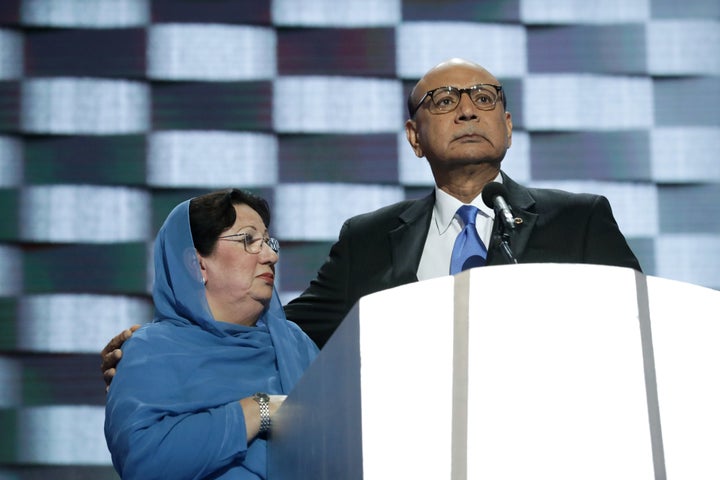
506, 183, 640, 271
502, 172, 608, 216
285, 193, 433, 347
525, 186, 605, 211
340, 194, 433, 234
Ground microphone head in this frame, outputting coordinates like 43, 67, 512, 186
481, 182, 509, 209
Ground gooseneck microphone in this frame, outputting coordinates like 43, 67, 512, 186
481, 182, 518, 264
481, 182, 515, 231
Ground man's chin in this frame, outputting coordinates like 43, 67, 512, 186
447, 143, 505, 161
437, 156, 503, 168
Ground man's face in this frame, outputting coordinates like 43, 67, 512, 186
406, 63, 513, 170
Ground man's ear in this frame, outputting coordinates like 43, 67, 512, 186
505, 111, 513, 149
405, 119, 424, 158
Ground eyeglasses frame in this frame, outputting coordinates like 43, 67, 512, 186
218, 233, 279, 254
410, 83, 504, 117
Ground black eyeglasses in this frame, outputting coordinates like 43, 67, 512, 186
411, 83, 503, 117
218, 233, 279, 254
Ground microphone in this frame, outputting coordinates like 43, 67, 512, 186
481, 182, 516, 231
481, 182, 518, 264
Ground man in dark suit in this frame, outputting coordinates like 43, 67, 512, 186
101, 58, 639, 374
284, 174, 640, 347
284, 57, 640, 346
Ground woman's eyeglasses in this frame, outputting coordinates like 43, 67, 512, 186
218, 233, 279, 254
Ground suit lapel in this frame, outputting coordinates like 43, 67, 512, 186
488, 172, 538, 264
388, 193, 434, 285
386, 175, 534, 275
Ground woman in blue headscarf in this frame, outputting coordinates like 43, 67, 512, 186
104, 189, 318, 479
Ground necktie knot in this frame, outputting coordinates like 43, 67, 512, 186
457, 205, 479, 227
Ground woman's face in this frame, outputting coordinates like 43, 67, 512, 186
197, 203, 278, 325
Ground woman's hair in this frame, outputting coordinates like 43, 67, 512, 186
189, 188, 271, 257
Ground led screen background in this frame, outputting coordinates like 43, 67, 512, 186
0, 0, 718, 478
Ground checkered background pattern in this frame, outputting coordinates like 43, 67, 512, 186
0, 0, 718, 477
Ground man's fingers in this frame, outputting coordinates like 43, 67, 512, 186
100, 324, 140, 390
100, 332, 125, 357
100, 348, 122, 373
103, 368, 116, 390
100, 324, 141, 357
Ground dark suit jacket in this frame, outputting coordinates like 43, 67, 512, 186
284, 172, 642, 347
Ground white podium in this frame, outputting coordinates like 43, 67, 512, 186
269, 264, 720, 479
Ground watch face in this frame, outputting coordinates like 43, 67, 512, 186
254, 392, 269, 403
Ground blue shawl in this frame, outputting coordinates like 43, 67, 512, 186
105, 199, 318, 479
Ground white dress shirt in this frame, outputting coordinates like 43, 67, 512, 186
416, 176, 500, 281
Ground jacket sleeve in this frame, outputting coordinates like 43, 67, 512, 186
284, 219, 355, 348
582, 195, 642, 272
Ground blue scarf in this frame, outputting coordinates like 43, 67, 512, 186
105, 199, 318, 479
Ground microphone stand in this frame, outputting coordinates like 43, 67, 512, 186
496, 216, 518, 265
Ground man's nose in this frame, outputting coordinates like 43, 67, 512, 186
456, 92, 478, 120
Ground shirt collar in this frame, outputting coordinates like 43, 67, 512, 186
432, 173, 502, 234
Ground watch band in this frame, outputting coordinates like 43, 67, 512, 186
253, 392, 271, 433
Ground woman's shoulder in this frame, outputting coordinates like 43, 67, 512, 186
285, 320, 321, 354
123, 320, 195, 353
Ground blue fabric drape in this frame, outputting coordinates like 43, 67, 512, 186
105, 199, 318, 480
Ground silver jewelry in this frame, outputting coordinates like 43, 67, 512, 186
202, 277, 207, 286
252, 392, 271, 433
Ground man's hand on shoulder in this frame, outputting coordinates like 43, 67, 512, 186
101, 325, 140, 392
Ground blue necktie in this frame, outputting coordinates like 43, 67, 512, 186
450, 205, 487, 274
